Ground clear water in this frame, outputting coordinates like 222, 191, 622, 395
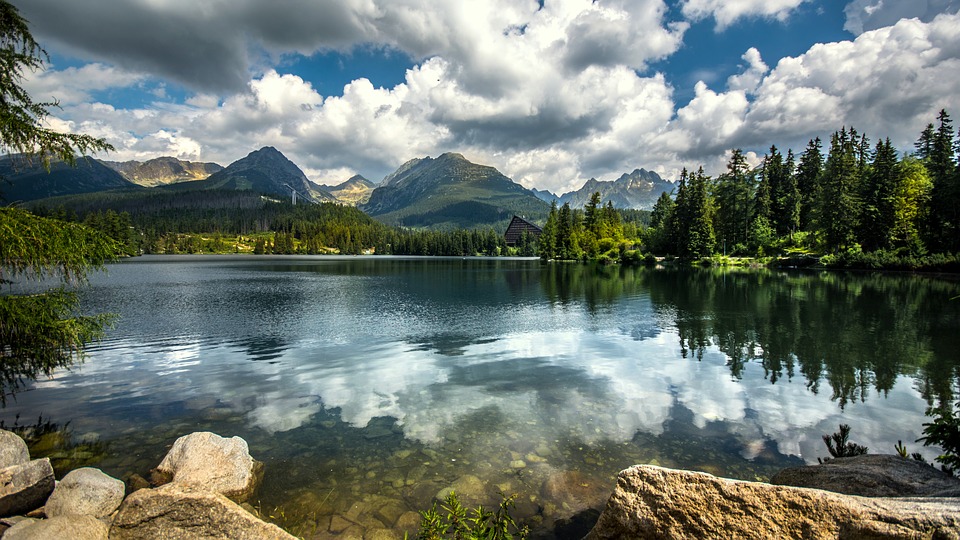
2, 256, 958, 538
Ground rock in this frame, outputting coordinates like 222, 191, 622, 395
0, 430, 30, 469
45, 467, 125, 518
109, 483, 296, 539
436, 475, 487, 505
126, 473, 151, 494
3, 514, 108, 540
771, 454, 960, 497
151, 432, 263, 503
541, 470, 609, 514
0, 458, 55, 517
584, 465, 960, 540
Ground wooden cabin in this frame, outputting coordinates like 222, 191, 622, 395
504, 216, 542, 246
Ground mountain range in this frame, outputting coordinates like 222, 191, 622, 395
536, 168, 674, 210
320, 175, 376, 205
5, 147, 673, 229
101, 157, 223, 187
0, 155, 139, 203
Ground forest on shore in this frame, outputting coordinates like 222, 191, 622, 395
538, 109, 960, 272
32, 110, 960, 272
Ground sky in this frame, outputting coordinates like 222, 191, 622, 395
12, 0, 960, 194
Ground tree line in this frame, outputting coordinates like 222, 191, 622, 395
638, 110, 960, 269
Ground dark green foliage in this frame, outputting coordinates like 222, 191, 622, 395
412, 491, 528, 540
712, 149, 754, 254
796, 137, 824, 232
858, 138, 900, 251
0, 208, 117, 404
818, 128, 863, 252
0, 1, 113, 166
925, 110, 960, 252
820, 424, 868, 462
918, 401, 960, 472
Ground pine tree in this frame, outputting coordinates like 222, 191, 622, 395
538, 201, 559, 261
858, 138, 899, 251
796, 137, 824, 231
712, 148, 754, 253
686, 167, 716, 258
648, 191, 675, 254
926, 109, 959, 251
668, 168, 690, 256
818, 128, 862, 252
0, 1, 117, 403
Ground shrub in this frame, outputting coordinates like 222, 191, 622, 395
918, 402, 960, 473
819, 424, 867, 463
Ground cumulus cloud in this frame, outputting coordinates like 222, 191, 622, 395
681, 0, 810, 30
843, 0, 960, 35
742, 13, 960, 150
17, 1, 960, 193
22, 63, 143, 105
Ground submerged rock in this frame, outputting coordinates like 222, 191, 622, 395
151, 431, 263, 503
771, 454, 960, 497
109, 483, 295, 539
585, 465, 960, 540
45, 467, 125, 518
0, 458, 55, 517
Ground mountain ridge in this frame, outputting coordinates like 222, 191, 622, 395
361, 152, 549, 229
100, 157, 223, 187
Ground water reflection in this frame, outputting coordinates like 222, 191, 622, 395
0, 257, 957, 538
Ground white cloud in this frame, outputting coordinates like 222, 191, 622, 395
844, 0, 960, 35
23, 2, 960, 193
23, 63, 143, 105
681, 0, 809, 30
726, 48, 769, 94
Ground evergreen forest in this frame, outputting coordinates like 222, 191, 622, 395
539, 110, 960, 272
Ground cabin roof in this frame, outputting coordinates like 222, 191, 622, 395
504, 215, 542, 245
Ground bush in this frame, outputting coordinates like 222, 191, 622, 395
918, 402, 960, 473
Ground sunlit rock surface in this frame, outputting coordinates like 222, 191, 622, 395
585, 465, 960, 540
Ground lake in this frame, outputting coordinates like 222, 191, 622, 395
2, 255, 958, 538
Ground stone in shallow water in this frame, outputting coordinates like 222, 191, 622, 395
109, 483, 295, 540
510, 460, 527, 469
45, 467, 124, 518
151, 431, 263, 503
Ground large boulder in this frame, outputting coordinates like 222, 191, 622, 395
0, 430, 30, 469
3, 514, 108, 540
771, 454, 960, 497
151, 432, 263, 503
0, 458, 55, 517
584, 465, 960, 540
109, 483, 296, 540
45, 467, 125, 518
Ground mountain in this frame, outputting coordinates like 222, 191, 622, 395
558, 168, 673, 210
360, 152, 549, 229
101, 157, 223, 187
0, 154, 141, 203
173, 146, 335, 203
319, 174, 375, 206
531, 188, 559, 204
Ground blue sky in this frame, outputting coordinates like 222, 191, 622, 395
12, 0, 960, 194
